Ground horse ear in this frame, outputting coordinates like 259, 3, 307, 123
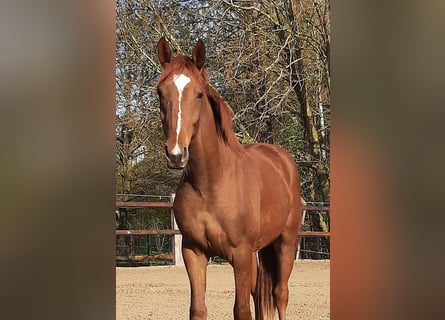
157, 37, 171, 68
192, 39, 206, 70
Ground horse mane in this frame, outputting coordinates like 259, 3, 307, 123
205, 85, 244, 154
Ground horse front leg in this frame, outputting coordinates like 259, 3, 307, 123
232, 248, 254, 320
182, 242, 209, 320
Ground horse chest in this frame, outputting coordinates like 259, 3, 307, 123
174, 203, 248, 257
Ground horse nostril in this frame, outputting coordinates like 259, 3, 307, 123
171, 154, 182, 163
164, 145, 189, 168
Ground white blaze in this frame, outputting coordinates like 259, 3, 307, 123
172, 74, 191, 155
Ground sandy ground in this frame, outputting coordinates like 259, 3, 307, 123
116, 260, 329, 320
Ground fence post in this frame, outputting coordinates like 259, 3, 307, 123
171, 193, 184, 266
296, 203, 307, 260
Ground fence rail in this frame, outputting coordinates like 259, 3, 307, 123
115, 229, 181, 235
115, 201, 173, 208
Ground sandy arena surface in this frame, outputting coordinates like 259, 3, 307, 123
116, 260, 329, 320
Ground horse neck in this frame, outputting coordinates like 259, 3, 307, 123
185, 98, 235, 188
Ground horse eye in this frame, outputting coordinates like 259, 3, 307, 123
197, 92, 203, 99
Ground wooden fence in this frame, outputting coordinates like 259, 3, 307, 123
115, 201, 330, 265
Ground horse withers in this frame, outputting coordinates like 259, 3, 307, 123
156, 37, 302, 320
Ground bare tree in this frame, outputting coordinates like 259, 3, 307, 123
115, 1, 330, 256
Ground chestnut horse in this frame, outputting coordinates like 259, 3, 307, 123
156, 37, 302, 320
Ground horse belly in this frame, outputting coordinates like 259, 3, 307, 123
255, 209, 290, 249
242, 144, 299, 249
255, 177, 293, 249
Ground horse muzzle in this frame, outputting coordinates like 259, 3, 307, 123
165, 145, 189, 169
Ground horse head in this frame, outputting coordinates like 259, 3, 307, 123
156, 37, 206, 169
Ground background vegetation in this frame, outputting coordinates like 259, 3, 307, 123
115, 0, 330, 258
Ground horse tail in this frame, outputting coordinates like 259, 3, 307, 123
254, 244, 277, 320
